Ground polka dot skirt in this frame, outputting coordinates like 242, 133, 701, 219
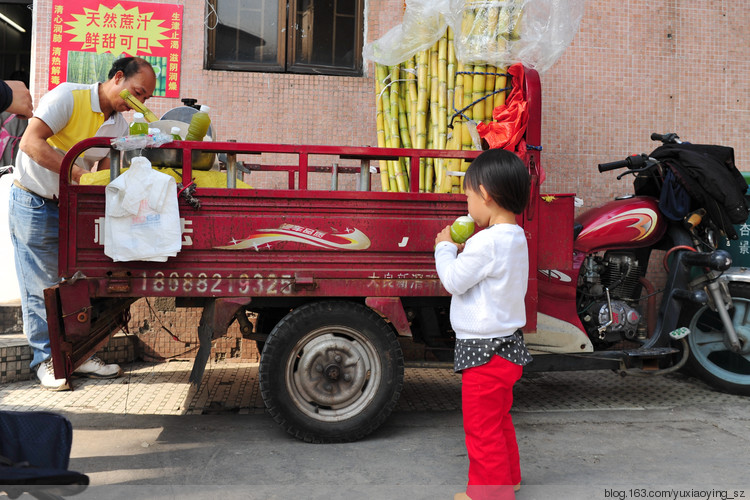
454, 329, 533, 372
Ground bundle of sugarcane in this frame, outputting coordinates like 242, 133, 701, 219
373, 0, 527, 193
374, 27, 511, 194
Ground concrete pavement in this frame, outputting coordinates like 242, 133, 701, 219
1, 360, 749, 499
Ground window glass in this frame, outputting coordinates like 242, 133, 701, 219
213, 0, 279, 64
208, 0, 362, 76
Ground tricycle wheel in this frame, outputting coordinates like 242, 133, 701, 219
681, 282, 750, 395
259, 300, 404, 443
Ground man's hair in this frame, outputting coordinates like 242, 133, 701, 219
464, 148, 531, 215
107, 57, 155, 80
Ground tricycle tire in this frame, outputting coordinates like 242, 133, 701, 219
681, 281, 750, 395
258, 300, 404, 443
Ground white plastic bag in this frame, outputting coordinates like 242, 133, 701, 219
104, 156, 182, 262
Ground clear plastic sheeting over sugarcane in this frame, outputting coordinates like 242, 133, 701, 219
364, 0, 583, 193
363, 0, 585, 73
453, 0, 585, 69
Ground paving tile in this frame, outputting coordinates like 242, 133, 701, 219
1, 358, 746, 417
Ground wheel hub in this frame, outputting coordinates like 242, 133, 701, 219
324, 364, 340, 381
294, 334, 369, 407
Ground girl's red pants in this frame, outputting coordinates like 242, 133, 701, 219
462, 354, 522, 500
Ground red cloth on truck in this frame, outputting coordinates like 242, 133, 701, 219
476, 63, 528, 153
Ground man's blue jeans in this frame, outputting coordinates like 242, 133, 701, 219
8, 185, 60, 369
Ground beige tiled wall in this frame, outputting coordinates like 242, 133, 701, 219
21, 1, 749, 357
29, 1, 749, 197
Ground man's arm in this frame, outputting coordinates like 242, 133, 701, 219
19, 117, 87, 183
0, 80, 33, 118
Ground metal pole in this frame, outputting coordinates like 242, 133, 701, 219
109, 148, 121, 182
330, 163, 338, 191
358, 160, 371, 191
227, 140, 236, 188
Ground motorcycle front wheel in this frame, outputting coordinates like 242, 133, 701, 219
681, 282, 750, 395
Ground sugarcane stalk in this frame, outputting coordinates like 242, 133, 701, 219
472, 64, 486, 124
429, 42, 440, 149
374, 64, 390, 192
460, 1, 477, 46
460, 66, 474, 193
485, 65, 496, 121
487, 1, 500, 46
389, 65, 409, 192
416, 49, 430, 150
387, 158, 398, 192
509, 1, 525, 41
420, 159, 427, 193
446, 26, 456, 136
433, 34, 448, 191
377, 64, 398, 192
461, 0, 478, 57
439, 132, 461, 193
415, 49, 430, 190
425, 131, 435, 192
462, 67, 473, 152
495, 2, 509, 54
443, 27, 458, 192
423, 42, 439, 193
398, 76, 413, 150
439, 63, 463, 192
494, 66, 508, 110
404, 58, 418, 148
472, 2, 489, 56
452, 61, 465, 148
437, 34, 448, 150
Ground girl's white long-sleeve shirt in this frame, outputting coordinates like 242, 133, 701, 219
434, 223, 528, 340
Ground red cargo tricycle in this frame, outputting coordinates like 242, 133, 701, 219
46, 70, 749, 444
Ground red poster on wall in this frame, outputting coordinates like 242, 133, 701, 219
49, 0, 183, 98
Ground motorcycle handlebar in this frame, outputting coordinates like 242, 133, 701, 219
651, 132, 682, 144
597, 154, 647, 173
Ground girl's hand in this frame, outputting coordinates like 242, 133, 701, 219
435, 226, 464, 251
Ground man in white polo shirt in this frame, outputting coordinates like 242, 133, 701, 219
9, 57, 156, 390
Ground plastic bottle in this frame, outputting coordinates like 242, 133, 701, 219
450, 215, 475, 244
170, 127, 182, 140
129, 112, 148, 135
185, 105, 211, 141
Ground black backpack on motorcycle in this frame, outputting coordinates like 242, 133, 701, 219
650, 143, 749, 240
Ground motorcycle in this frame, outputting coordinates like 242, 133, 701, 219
533, 133, 750, 395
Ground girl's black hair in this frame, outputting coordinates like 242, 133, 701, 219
463, 148, 531, 215
107, 57, 154, 80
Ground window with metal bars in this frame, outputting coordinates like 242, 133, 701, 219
206, 0, 364, 76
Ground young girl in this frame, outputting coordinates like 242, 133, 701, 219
434, 148, 533, 500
